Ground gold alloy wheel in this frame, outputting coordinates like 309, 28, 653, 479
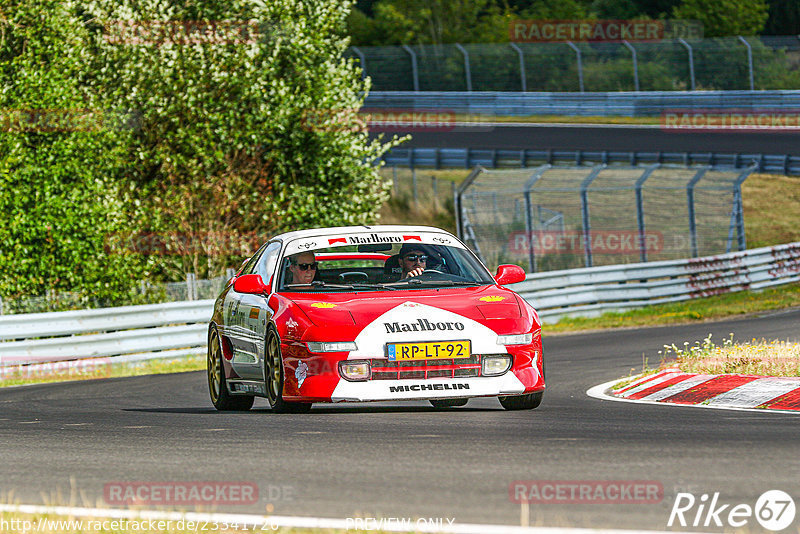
208, 331, 222, 403
266, 332, 282, 402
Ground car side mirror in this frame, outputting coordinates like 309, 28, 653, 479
495, 264, 526, 285
233, 274, 271, 295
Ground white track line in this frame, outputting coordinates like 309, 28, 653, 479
587, 376, 800, 416
0, 503, 705, 534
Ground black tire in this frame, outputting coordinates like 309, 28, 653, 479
264, 329, 312, 414
500, 353, 545, 411
430, 398, 469, 409
208, 328, 254, 411
499, 391, 543, 411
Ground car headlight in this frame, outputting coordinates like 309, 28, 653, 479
306, 341, 358, 353
497, 333, 533, 345
338, 360, 371, 381
482, 354, 512, 376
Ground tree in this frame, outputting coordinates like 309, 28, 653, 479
764, 0, 800, 35
672, 0, 768, 36
349, 0, 512, 46
0, 0, 144, 308
1, 0, 402, 304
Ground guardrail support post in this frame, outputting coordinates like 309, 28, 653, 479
509, 43, 527, 92
455, 44, 473, 92
686, 168, 708, 258
678, 38, 695, 91
401, 45, 420, 92
622, 41, 639, 91
635, 165, 658, 262
523, 165, 551, 272
580, 166, 605, 268
566, 41, 584, 92
738, 36, 755, 91
350, 46, 367, 81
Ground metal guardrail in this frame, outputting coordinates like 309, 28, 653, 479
366, 90, 800, 117
0, 300, 214, 366
510, 242, 800, 322
382, 148, 800, 176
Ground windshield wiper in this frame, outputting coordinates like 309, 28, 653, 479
287, 281, 397, 291
387, 279, 482, 287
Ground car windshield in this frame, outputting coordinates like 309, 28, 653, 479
277, 242, 495, 292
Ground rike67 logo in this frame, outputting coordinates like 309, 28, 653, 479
669, 490, 796, 531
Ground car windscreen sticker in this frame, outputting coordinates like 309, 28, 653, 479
295, 361, 308, 388
346, 301, 504, 360
286, 232, 466, 255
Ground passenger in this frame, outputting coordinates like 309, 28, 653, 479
287, 251, 317, 285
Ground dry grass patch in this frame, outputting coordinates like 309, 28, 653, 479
667, 334, 800, 377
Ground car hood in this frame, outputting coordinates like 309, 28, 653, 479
288, 285, 522, 327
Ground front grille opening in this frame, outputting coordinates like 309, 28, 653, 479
370, 355, 483, 380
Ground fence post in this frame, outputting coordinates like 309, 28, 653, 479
454, 166, 484, 240
412, 168, 418, 206
523, 165, 551, 272
635, 165, 658, 262
432, 176, 438, 211
509, 43, 527, 92
350, 46, 367, 81
678, 38, 695, 91
186, 272, 197, 301
566, 41, 584, 92
0, 296, 3, 315
580, 166, 605, 268
455, 44, 472, 92
401, 45, 420, 92
733, 165, 756, 251
622, 41, 639, 91
686, 168, 708, 258
738, 36, 754, 91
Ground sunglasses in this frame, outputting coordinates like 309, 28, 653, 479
403, 254, 427, 262
295, 262, 318, 271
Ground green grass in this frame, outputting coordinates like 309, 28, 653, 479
546, 282, 800, 334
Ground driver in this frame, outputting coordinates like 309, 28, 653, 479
398, 244, 428, 279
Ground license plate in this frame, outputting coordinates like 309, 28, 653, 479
386, 340, 471, 361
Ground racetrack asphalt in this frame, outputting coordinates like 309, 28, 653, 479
1, 307, 799, 532
378, 124, 800, 156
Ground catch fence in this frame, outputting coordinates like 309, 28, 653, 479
348, 37, 800, 92
455, 164, 755, 272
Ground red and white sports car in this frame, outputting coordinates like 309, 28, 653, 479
207, 225, 544, 412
